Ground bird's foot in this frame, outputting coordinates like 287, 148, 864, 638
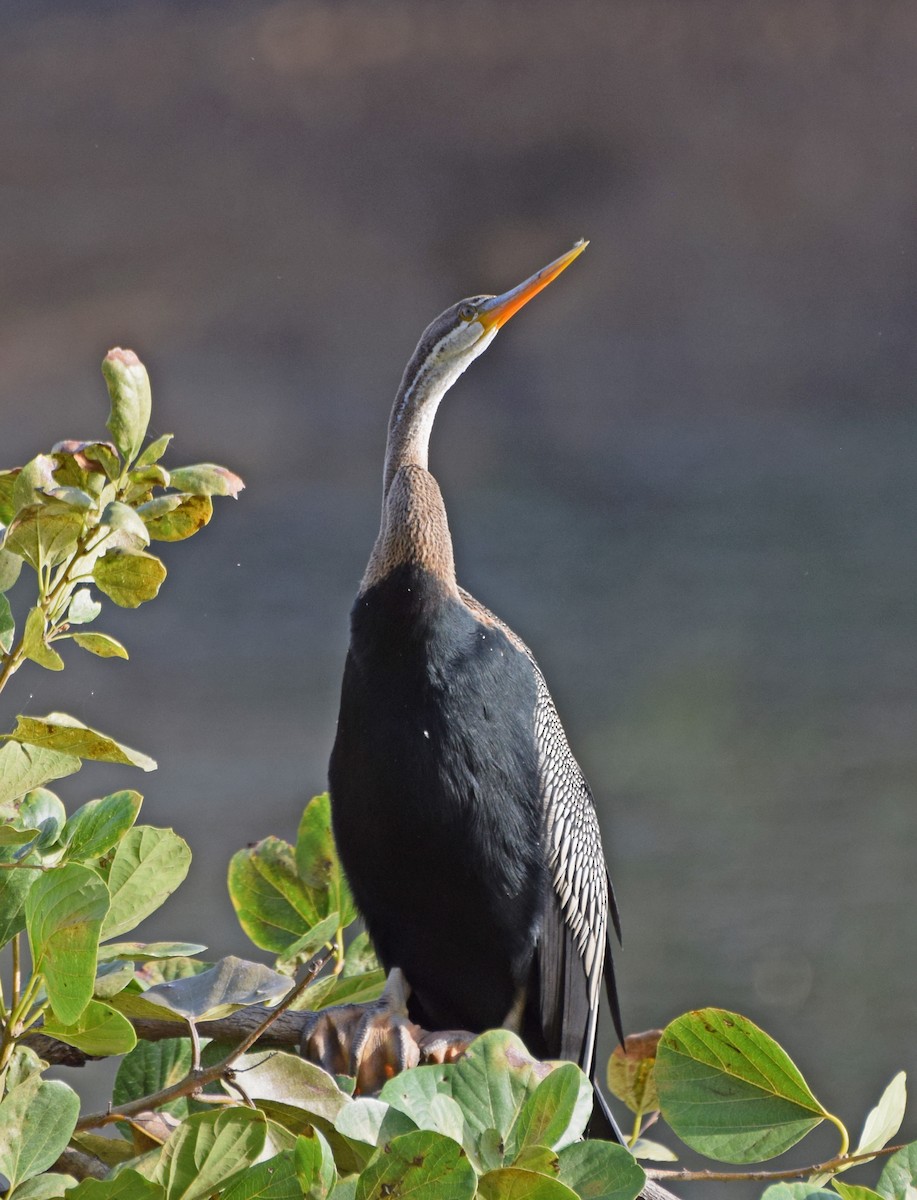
416, 1028, 475, 1064
300, 968, 476, 1090
300, 968, 419, 1093
301, 1000, 421, 1093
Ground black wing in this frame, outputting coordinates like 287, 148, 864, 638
458, 588, 622, 1076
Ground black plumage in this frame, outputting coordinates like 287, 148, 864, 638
329, 243, 623, 1107
332, 561, 547, 1035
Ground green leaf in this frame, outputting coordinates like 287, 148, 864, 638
333, 1098, 417, 1147
228, 836, 325, 953
220, 1152, 303, 1199
11, 456, 57, 512
100, 500, 151, 549
93, 548, 166, 608
51, 441, 121, 485
450, 1030, 545, 1156
342, 930, 380, 977
607, 1031, 661, 1116
225, 1052, 351, 1123
0, 824, 40, 847
810, 1072, 909, 1190
832, 1185, 885, 1200
97, 940, 207, 962
758, 1188, 838, 1199
0, 469, 19, 523
0, 546, 23, 592
114, 1037, 194, 1121
103, 348, 152, 466
356, 1131, 475, 1200
0, 858, 40, 945
0, 740, 81, 805
140, 493, 213, 541
856, 1072, 907, 1158
72, 631, 130, 659
293, 1126, 337, 1199
296, 793, 357, 926
556, 1141, 646, 1200
476, 1168, 579, 1200
67, 588, 102, 625
0, 1075, 80, 1192
152, 1107, 268, 1200
295, 793, 337, 889
276, 912, 341, 968
877, 1141, 917, 1198
20, 607, 64, 671
630, 1138, 677, 1161
65, 1170, 164, 1198
92, 959, 136, 997
4, 503, 84, 572
654, 1008, 828, 1162
510, 1146, 560, 1175
62, 790, 142, 861
0, 592, 13, 653
42, 486, 94, 510
26, 862, 110, 1022
101, 825, 191, 939
167, 464, 244, 497
69, 1131, 137, 1168
329, 1183, 357, 1200
42, 997, 137, 1054
9, 1173, 77, 1198
16, 787, 67, 851
125, 464, 170, 504
141, 954, 291, 1021
5, 1046, 46, 1094
379, 1066, 463, 1141
507, 1063, 593, 1157
6, 712, 156, 770
134, 433, 174, 470
302, 967, 386, 1011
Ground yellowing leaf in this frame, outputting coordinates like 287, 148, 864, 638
93, 548, 166, 608
6, 712, 156, 771
21, 607, 64, 671
72, 631, 129, 659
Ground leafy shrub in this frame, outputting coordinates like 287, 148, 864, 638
0, 351, 911, 1200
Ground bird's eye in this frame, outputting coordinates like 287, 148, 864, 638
458, 303, 477, 322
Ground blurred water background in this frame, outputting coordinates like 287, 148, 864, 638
3, 2, 917, 1186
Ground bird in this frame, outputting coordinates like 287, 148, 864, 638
329, 241, 624, 1129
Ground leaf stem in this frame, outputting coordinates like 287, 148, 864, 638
825, 1110, 850, 1159
629, 1109, 642, 1149
11, 935, 20, 1010
0, 633, 25, 698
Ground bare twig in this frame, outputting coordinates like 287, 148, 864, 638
647, 1141, 908, 1185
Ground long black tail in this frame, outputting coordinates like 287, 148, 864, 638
588, 1075, 628, 1143
605, 930, 626, 1047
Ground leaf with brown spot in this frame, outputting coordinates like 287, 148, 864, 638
607, 1029, 662, 1116
140, 493, 213, 541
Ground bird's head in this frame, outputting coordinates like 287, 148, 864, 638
393, 240, 589, 424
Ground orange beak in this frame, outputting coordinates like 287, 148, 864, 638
477, 240, 588, 334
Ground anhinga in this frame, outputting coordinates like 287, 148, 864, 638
330, 242, 623, 1126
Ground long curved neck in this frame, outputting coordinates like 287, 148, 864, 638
362, 357, 463, 595
382, 351, 464, 497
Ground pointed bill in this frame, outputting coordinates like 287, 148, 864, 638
478, 240, 588, 333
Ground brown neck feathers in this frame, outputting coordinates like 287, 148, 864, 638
361, 464, 457, 594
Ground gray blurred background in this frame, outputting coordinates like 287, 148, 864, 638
3, 0, 916, 1178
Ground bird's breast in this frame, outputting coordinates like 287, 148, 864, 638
329, 562, 549, 1029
